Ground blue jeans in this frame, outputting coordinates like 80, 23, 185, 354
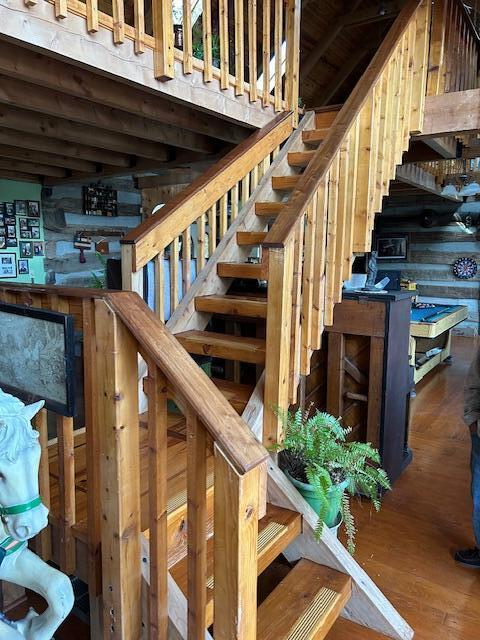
471, 433, 480, 548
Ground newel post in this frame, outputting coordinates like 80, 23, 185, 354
95, 299, 142, 640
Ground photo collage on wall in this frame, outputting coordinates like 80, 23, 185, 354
0, 200, 45, 278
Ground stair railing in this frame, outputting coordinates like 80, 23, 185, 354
261, 0, 432, 445
427, 0, 480, 96
121, 112, 293, 320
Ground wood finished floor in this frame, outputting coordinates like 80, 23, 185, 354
328, 336, 480, 639
10, 337, 480, 639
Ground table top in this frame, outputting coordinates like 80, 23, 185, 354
410, 304, 462, 324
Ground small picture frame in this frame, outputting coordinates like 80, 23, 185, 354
0, 253, 17, 278
29, 218, 40, 227
7, 225, 16, 239
15, 200, 27, 216
20, 229, 32, 239
31, 227, 40, 239
6, 238, 17, 248
4, 217, 16, 226
19, 218, 29, 231
0, 228, 5, 236
27, 201, 40, 217
0, 237, 5, 250
376, 235, 409, 261
0, 203, 4, 215
33, 241, 45, 257
4, 203, 14, 216
19, 241, 33, 258
17, 259, 29, 275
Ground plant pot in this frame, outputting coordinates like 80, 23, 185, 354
284, 471, 348, 528
328, 513, 343, 539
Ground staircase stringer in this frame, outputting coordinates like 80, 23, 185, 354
164, 112, 314, 337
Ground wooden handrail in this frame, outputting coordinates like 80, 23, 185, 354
263, 0, 423, 248
121, 112, 293, 271
105, 291, 268, 474
0, 282, 114, 299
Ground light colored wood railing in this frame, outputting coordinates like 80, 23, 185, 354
35, 0, 301, 120
121, 112, 293, 319
427, 0, 480, 95
261, 0, 432, 445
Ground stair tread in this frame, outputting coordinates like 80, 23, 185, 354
217, 261, 267, 280
236, 231, 268, 245
175, 330, 266, 364
272, 175, 300, 190
255, 201, 285, 216
302, 127, 329, 145
210, 377, 254, 413
170, 504, 302, 628
288, 150, 315, 167
257, 559, 352, 640
195, 294, 268, 318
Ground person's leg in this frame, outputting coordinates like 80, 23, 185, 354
455, 430, 480, 567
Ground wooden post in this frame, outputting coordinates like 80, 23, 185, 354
426, 0, 447, 96
285, 0, 301, 125
367, 336, 385, 448
34, 408, 51, 562
326, 332, 345, 418
95, 299, 142, 640
264, 242, 294, 446
153, 0, 175, 81
57, 415, 76, 575
410, 0, 431, 134
214, 447, 260, 639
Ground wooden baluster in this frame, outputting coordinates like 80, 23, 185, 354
264, 240, 294, 446
183, 0, 193, 74
375, 71, 389, 214
57, 415, 75, 574
288, 218, 305, 403
334, 143, 349, 302
343, 122, 359, 282
241, 173, 250, 205
274, 0, 283, 111
262, 0, 271, 107
352, 94, 374, 253
134, 0, 145, 54
186, 411, 207, 639
388, 47, 402, 182
182, 228, 191, 296
396, 33, 408, 167
34, 408, 51, 562
202, 0, 213, 82
214, 447, 260, 639
235, 0, 245, 95
402, 22, 416, 150
444, 0, 456, 92
251, 164, 259, 191
311, 176, 329, 350
155, 251, 165, 322
427, 0, 447, 96
86, 0, 99, 32
95, 300, 141, 639
411, 0, 430, 134
54, 0, 67, 19
146, 361, 168, 640
324, 153, 339, 327
170, 237, 180, 315
153, 0, 174, 80
248, 0, 258, 102
219, 194, 228, 239
285, 0, 301, 124
197, 214, 206, 272
112, 0, 125, 43
231, 183, 240, 221
219, 0, 229, 89
300, 197, 317, 376
208, 204, 217, 256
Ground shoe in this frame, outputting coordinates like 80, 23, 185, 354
455, 548, 480, 568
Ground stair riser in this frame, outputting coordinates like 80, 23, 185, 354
195, 298, 268, 319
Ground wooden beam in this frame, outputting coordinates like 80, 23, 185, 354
0, 104, 168, 160
319, 46, 373, 105
422, 136, 458, 159
342, 2, 401, 27
395, 164, 462, 201
0, 75, 216, 154
0, 127, 130, 167
419, 89, 480, 137
0, 169, 40, 182
0, 157, 67, 178
0, 42, 247, 145
463, 142, 480, 158
0, 143, 97, 173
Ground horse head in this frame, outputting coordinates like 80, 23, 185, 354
0, 390, 49, 542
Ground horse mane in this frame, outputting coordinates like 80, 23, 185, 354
0, 391, 39, 463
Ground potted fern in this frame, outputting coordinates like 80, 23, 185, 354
276, 408, 391, 554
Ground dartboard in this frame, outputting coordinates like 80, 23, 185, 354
452, 257, 478, 280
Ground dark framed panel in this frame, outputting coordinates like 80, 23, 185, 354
0, 302, 76, 416
376, 234, 409, 261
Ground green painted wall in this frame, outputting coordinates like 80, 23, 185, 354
0, 180, 45, 284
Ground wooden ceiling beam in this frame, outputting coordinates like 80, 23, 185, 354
318, 46, 373, 106
0, 75, 217, 155
0, 144, 97, 173
462, 143, 480, 159
0, 41, 248, 145
0, 127, 130, 167
0, 104, 169, 160
419, 89, 480, 138
0, 169, 40, 183
342, 2, 401, 27
0, 157, 68, 178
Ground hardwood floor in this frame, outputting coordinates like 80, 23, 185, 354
328, 336, 480, 639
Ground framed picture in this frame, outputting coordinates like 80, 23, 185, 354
29, 218, 40, 227
6, 238, 17, 248
0, 203, 4, 215
376, 235, 409, 261
17, 259, 29, 275
0, 253, 17, 278
20, 229, 32, 239
0, 238, 6, 250
31, 227, 40, 239
19, 241, 33, 258
0, 302, 76, 416
19, 218, 28, 230
5, 217, 16, 226
14, 200, 27, 216
0, 228, 5, 236
33, 242, 45, 257
7, 225, 16, 239
27, 201, 40, 217
4, 202, 14, 216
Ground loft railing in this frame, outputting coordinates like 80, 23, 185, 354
427, 0, 480, 95
261, 0, 432, 444
121, 112, 293, 320
0, 283, 268, 639
34, 0, 301, 120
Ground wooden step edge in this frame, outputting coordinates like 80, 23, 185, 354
236, 231, 268, 245
210, 377, 254, 413
255, 201, 284, 217
257, 559, 352, 640
287, 151, 315, 167
272, 175, 300, 190
175, 330, 266, 364
195, 294, 268, 318
217, 261, 268, 280
302, 127, 329, 145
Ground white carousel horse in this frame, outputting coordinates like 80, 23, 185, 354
0, 389, 74, 639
